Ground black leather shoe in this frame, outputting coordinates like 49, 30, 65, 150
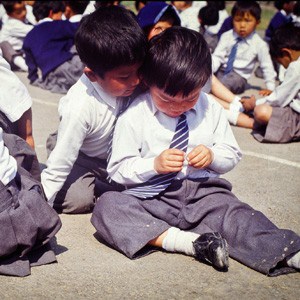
193, 232, 229, 271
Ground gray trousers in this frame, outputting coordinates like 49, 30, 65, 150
215, 69, 247, 94
91, 177, 300, 276
0, 133, 61, 277
46, 132, 124, 214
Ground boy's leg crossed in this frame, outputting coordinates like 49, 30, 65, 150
181, 177, 300, 276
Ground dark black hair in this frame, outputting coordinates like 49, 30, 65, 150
274, 1, 293, 11
207, 1, 225, 11
63, 1, 89, 14
293, 1, 300, 16
2, 1, 22, 14
269, 23, 300, 58
32, 1, 65, 22
198, 5, 219, 26
141, 26, 211, 97
231, 1, 261, 21
75, 6, 147, 78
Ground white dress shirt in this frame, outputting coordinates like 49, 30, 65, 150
108, 91, 242, 186
0, 17, 33, 50
41, 74, 124, 202
0, 128, 17, 185
212, 29, 276, 90
179, 6, 200, 32
0, 55, 32, 122
256, 57, 300, 113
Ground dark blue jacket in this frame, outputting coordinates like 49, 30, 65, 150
265, 11, 291, 41
23, 20, 79, 83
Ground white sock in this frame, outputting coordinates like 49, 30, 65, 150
162, 227, 199, 256
229, 101, 244, 113
286, 251, 300, 269
13, 56, 28, 72
224, 109, 240, 125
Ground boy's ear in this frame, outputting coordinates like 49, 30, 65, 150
281, 48, 292, 58
84, 67, 98, 82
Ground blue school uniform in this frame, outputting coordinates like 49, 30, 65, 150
23, 20, 79, 83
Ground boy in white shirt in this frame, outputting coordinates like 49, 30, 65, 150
91, 27, 300, 276
241, 23, 300, 143
212, 1, 276, 94
41, 6, 147, 214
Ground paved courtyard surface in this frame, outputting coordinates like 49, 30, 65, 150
0, 71, 299, 299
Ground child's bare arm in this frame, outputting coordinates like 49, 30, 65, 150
186, 145, 214, 169
154, 149, 185, 174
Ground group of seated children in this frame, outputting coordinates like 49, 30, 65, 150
0, 2, 299, 278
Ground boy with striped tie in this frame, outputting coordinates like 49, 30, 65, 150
91, 27, 300, 276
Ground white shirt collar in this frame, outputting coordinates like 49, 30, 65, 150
69, 14, 82, 23
90, 78, 118, 110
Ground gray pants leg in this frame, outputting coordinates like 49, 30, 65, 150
216, 69, 247, 94
91, 177, 300, 276
46, 132, 123, 214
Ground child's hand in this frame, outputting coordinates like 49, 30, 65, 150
259, 89, 272, 96
187, 145, 213, 169
240, 95, 256, 111
154, 149, 185, 174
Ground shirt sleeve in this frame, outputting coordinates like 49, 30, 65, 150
107, 106, 157, 185
256, 39, 276, 90
256, 61, 300, 108
0, 128, 17, 185
207, 100, 242, 174
211, 32, 229, 73
0, 55, 32, 122
41, 98, 89, 201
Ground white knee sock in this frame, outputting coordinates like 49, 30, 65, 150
286, 251, 300, 269
224, 109, 240, 125
162, 227, 200, 256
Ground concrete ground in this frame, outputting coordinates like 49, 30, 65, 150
0, 70, 299, 299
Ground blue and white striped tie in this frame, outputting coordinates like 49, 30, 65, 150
123, 114, 189, 198
224, 37, 242, 75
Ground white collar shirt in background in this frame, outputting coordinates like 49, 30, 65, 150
108, 91, 242, 186
0, 17, 33, 50
212, 29, 276, 90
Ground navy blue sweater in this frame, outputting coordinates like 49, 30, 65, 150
23, 20, 79, 83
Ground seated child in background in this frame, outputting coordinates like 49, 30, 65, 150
23, 1, 84, 94
265, 0, 295, 42
0, 1, 33, 71
0, 126, 61, 277
91, 26, 300, 276
41, 6, 147, 214
0, 54, 40, 180
292, 1, 300, 25
137, 1, 254, 127
198, 4, 220, 53
212, 1, 276, 94
241, 24, 300, 143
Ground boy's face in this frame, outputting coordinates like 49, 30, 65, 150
85, 63, 142, 97
233, 12, 259, 38
148, 19, 174, 40
150, 85, 200, 118
10, 2, 27, 21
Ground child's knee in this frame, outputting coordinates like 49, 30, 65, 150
254, 104, 272, 123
